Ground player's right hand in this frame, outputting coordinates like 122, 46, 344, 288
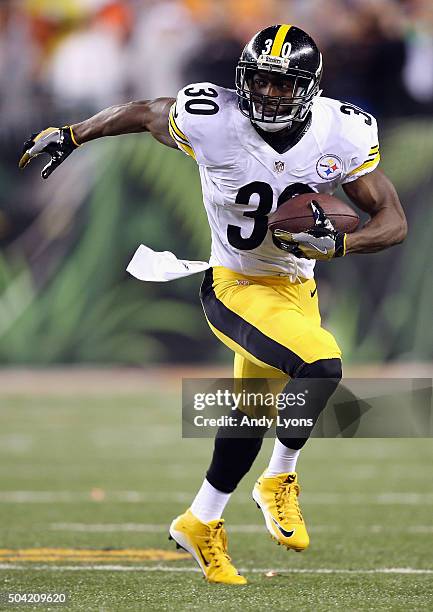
273, 201, 346, 260
19, 126, 80, 179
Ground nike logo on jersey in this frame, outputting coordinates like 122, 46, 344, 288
272, 517, 295, 538
310, 287, 317, 298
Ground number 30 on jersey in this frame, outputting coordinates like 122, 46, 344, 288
228, 182, 314, 250
184, 86, 219, 115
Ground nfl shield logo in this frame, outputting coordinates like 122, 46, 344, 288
274, 160, 285, 173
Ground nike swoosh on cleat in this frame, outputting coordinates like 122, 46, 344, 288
196, 545, 210, 567
272, 518, 295, 538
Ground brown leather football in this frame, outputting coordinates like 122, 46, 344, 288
268, 193, 360, 234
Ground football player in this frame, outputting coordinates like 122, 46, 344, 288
20, 25, 407, 585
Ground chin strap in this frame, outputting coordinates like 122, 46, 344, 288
251, 118, 293, 133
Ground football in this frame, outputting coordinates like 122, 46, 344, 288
268, 193, 360, 234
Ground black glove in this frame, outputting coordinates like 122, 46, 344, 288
273, 200, 346, 260
19, 126, 80, 179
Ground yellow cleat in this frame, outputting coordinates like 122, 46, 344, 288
169, 509, 247, 585
253, 471, 309, 551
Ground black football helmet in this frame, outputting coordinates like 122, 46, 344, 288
236, 24, 323, 128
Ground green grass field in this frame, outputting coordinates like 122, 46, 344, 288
0, 380, 432, 611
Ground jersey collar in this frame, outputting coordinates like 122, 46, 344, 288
233, 108, 315, 175
252, 113, 312, 154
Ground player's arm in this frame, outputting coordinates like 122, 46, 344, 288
273, 172, 407, 260
72, 98, 176, 146
342, 168, 407, 254
19, 97, 177, 179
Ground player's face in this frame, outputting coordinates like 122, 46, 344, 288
248, 72, 295, 118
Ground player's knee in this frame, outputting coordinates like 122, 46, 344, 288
297, 357, 342, 381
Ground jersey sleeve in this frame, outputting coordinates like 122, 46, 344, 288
168, 99, 196, 161
340, 109, 380, 184
168, 83, 222, 165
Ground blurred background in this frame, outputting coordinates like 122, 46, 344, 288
1, 0, 433, 367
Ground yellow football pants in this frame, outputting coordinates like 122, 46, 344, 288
200, 266, 341, 380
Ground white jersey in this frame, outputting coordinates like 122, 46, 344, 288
168, 84, 380, 279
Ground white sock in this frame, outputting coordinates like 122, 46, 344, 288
265, 439, 300, 476
190, 478, 231, 523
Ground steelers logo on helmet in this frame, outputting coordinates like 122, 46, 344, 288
316, 155, 343, 180
235, 24, 323, 131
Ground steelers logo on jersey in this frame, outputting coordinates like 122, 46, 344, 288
316, 155, 343, 180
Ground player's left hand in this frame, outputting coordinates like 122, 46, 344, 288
273, 201, 346, 260
19, 126, 79, 179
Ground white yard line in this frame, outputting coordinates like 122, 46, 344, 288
0, 491, 432, 504
48, 523, 433, 534
0, 564, 431, 575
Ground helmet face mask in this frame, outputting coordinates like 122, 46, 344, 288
237, 66, 320, 124
236, 25, 323, 129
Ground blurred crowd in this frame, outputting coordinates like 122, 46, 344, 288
1, 0, 433, 138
